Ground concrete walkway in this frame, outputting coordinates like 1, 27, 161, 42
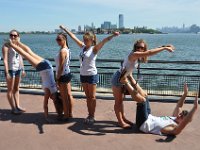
0, 92, 199, 150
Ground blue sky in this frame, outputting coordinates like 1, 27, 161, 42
1, 0, 200, 32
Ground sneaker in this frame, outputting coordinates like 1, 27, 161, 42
84, 116, 95, 125
11, 109, 22, 115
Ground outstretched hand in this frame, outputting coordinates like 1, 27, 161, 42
165, 45, 175, 52
183, 83, 188, 95
59, 25, 66, 30
113, 31, 120, 36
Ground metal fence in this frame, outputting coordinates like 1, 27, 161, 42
0, 58, 200, 97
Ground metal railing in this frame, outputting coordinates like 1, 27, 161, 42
0, 58, 200, 97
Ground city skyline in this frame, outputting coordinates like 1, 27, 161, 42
1, 0, 200, 32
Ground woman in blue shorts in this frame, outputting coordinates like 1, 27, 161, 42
2, 30, 26, 114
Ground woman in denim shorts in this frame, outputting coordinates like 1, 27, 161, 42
2, 30, 26, 114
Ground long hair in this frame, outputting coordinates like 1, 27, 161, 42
83, 32, 97, 46
10, 29, 20, 36
133, 39, 148, 63
58, 32, 69, 48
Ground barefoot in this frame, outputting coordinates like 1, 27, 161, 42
123, 118, 134, 126
119, 123, 132, 129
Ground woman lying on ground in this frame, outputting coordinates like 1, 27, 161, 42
120, 78, 198, 135
5, 38, 58, 123
60, 25, 119, 124
54, 33, 74, 121
2, 30, 26, 114
111, 39, 175, 128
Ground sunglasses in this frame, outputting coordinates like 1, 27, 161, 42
56, 38, 62, 42
136, 46, 145, 50
10, 34, 18, 38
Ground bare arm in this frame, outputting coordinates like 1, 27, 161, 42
161, 94, 198, 135
2, 45, 10, 76
60, 25, 84, 48
56, 49, 67, 80
173, 83, 188, 116
93, 32, 119, 54
129, 45, 175, 61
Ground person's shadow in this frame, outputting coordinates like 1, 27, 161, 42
0, 109, 61, 134
156, 135, 176, 143
68, 118, 140, 136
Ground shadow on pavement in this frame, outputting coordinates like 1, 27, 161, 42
156, 135, 176, 143
68, 118, 140, 136
0, 109, 61, 134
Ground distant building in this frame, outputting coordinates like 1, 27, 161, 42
101, 21, 117, 30
55, 29, 62, 33
78, 25, 81, 32
119, 14, 124, 28
71, 29, 76, 33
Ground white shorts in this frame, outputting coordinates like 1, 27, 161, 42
39, 68, 57, 94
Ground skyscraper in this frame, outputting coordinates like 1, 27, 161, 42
119, 14, 124, 28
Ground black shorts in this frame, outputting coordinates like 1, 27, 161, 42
58, 73, 73, 83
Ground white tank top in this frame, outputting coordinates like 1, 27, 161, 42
8, 47, 22, 71
119, 52, 138, 76
54, 48, 70, 76
140, 114, 177, 135
79, 46, 97, 76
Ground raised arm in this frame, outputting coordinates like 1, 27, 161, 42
93, 32, 119, 54
129, 45, 175, 61
173, 83, 188, 116
161, 94, 198, 135
60, 25, 84, 48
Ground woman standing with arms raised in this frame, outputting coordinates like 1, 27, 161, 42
111, 39, 175, 128
60, 25, 119, 124
2, 30, 26, 114
54, 33, 74, 120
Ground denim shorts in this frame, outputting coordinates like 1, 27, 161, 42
36, 59, 52, 72
111, 71, 123, 87
58, 73, 73, 83
80, 74, 99, 84
7, 70, 21, 78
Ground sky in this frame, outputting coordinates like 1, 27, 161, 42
1, 0, 200, 32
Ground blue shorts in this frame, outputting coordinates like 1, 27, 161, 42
58, 73, 73, 83
111, 71, 123, 87
36, 59, 52, 72
80, 74, 99, 84
8, 70, 21, 78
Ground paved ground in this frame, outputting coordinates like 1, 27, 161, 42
0, 92, 199, 150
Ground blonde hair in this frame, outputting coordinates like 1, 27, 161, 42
133, 39, 148, 63
83, 32, 97, 46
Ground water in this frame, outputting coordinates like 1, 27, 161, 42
0, 33, 200, 61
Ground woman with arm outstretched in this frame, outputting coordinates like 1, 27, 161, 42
6, 38, 57, 123
60, 25, 119, 124
111, 39, 175, 128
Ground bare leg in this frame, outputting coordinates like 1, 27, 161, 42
59, 83, 70, 119
66, 82, 74, 117
112, 86, 132, 128
9, 43, 42, 68
6, 77, 15, 110
13, 76, 25, 112
87, 84, 97, 118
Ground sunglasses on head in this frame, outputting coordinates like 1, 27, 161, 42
136, 46, 145, 50
10, 34, 18, 38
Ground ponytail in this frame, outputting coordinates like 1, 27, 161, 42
58, 32, 69, 48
